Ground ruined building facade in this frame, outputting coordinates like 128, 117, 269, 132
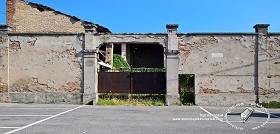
0, 0, 279, 105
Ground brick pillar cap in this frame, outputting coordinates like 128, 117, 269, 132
253, 24, 270, 29
166, 24, 179, 29
0, 25, 13, 31
83, 24, 96, 33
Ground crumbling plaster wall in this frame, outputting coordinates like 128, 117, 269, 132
179, 33, 280, 105
0, 34, 9, 102
259, 34, 280, 103
7, 0, 85, 33
179, 34, 258, 105
0, 34, 84, 103
94, 34, 167, 48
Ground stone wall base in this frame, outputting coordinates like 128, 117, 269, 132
165, 94, 180, 106
82, 93, 98, 105
0, 92, 95, 104
259, 95, 280, 103
196, 94, 257, 106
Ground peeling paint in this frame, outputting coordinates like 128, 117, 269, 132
10, 78, 49, 92
27, 38, 37, 46
267, 88, 280, 95
187, 36, 218, 50
0, 47, 8, 56
100, 34, 166, 46
268, 37, 280, 57
72, 60, 81, 69
0, 82, 8, 93
236, 87, 254, 94
61, 48, 77, 56
9, 40, 21, 51
199, 88, 220, 94
60, 80, 81, 93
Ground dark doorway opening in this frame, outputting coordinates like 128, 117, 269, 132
128, 44, 164, 68
179, 74, 195, 105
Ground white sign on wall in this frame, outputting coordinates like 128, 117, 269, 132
211, 53, 224, 58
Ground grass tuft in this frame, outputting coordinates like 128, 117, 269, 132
97, 94, 165, 106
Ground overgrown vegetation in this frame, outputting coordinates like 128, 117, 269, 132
109, 54, 166, 72
261, 101, 280, 109
179, 74, 195, 106
113, 54, 130, 69
97, 94, 165, 106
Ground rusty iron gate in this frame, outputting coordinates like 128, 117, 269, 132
98, 72, 166, 94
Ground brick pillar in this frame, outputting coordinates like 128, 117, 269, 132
105, 43, 114, 66
253, 24, 270, 103
82, 24, 98, 104
165, 24, 180, 105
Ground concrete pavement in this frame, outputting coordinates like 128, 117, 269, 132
0, 104, 279, 134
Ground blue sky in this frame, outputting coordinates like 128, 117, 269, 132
0, 0, 280, 33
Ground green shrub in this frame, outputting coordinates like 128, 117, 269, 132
97, 99, 117, 105
261, 101, 280, 108
113, 54, 130, 69
179, 74, 195, 105
155, 101, 165, 106
179, 90, 195, 105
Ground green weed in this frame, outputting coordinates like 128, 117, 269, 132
97, 94, 165, 106
261, 101, 280, 109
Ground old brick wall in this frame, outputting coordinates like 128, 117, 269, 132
179, 34, 257, 105
259, 34, 280, 103
6, 0, 85, 33
179, 33, 280, 106
0, 34, 84, 103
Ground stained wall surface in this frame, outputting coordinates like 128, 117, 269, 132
0, 34, 84, 104
2, 0, 279, 106
179, 33, 280, 105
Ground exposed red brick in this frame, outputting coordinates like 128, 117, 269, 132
60, 81, 81, 93
0, 83, 8, 93
6, 0, 19, 32
199, 88, 220, 94
9, 40, 21, 50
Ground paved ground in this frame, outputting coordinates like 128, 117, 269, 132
0, 103, 279, 134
